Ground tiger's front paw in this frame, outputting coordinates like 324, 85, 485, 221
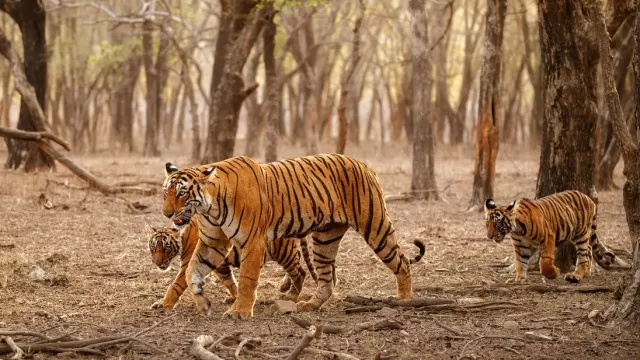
193, 295, 212, 316
296, 298, 322, 311
150, 299, 176, 310
223, 305, 252, 319
540, 265, 559, 280
564, 273, 583, 283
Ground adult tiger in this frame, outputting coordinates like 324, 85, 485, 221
162, 154, 425, 319
484, 190, 616, 283
147, 217, 317, 310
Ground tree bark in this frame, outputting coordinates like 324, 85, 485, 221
202, 0, 263, 163
409, 0, 439, 201
262, 4, 278, 163
347, 1, 364, 145
535, 1, 600, 201
598, 15, 635, 190
595, 0, 640, 329
1, 0, 54, 171
469, 0, 506, 210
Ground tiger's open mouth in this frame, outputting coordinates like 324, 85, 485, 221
172, 216, 191, 229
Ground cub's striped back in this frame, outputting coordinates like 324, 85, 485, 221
484, 190, 616, 283
147, 217, 317, 309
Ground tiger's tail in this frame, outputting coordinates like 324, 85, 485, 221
300, 237, 318, 284
589, 211, 616, 269
409, 239, 426, 264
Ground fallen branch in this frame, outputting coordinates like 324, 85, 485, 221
431, 316, 467, 337
264, 345, 360, 360
413, 283, 615, 295
1, 336, 23, 360
235, 337, 261, 360
289, 316, 344, 334
192, 335, 225, 360
0, 127, 69, 151
286, 326, 322, 360
350, 319, 403, 335
0, 332, 52, 342
344, 295, 455, 307
0, 313, 176, 356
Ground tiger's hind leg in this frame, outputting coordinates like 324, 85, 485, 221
565, 234, 591, 283
270, 238, 306, 302
362, 219, 413, 300
297, 225, 349, 311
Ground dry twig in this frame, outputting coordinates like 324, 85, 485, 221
192, 335, 226, 360
289, 316, 344, 334
1, 336, 24, 360
286, 326, 322, 360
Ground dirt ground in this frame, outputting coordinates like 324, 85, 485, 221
1, 142, 639, 360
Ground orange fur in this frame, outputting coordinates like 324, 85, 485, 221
148, 217, 317, 309
162, 154, 425, 319
484, 190, 616, 283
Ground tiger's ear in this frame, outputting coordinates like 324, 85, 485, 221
201, 166, 216, 177
484, 199, 496, 211
144, 222, 157, 234
506, 200, 517, 211
165, 162, 179, 176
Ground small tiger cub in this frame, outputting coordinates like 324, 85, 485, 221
484, 190, 616, 283
147, 217, 317, 310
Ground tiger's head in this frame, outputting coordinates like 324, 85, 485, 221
162, 162, 216, 230
146, 224, 180, 270
484, 198, 517, 243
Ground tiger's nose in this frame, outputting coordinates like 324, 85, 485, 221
163, 210, 174, 218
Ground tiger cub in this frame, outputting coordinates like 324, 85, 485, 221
484, 190, 617, 283
147, 217, 317, 310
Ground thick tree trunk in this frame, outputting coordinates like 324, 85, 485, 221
469, 0, 506, 210
1, 0, 54, 171
595, 0, 640, 329
202, 0, 264, 163
535, 1, 599, 200
409, 0, 439, 201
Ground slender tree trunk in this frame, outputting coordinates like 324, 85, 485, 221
244, 48, 263, 158
2, 0, 54, 171
348, 1, 364, 145
262, 4, 278, 163
598, 15, 634, 190
519, 0, 543, 147
469, 0, 506, 210
503, 56, 526, 144
142, 19, 160, 157
595, 0, 640, 329
535, 0, 600, 200
409, 0, 439, 201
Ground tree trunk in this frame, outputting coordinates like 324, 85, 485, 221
450, 0, 481, 145
347, 1, 364, 145
1, 0, 54, 171
262, 5, 278, 163
598, 15, 635, 190
595, 0, 640, 329
244, 48, 263, 158
535, 1, 599, 201
142, 19, 160, 157
519, 0, 543, 147
202, 0, 263, 163
469, 0, 506, 210
409, 0, 439, 201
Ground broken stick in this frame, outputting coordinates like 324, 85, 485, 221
286, 326, 322, 360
